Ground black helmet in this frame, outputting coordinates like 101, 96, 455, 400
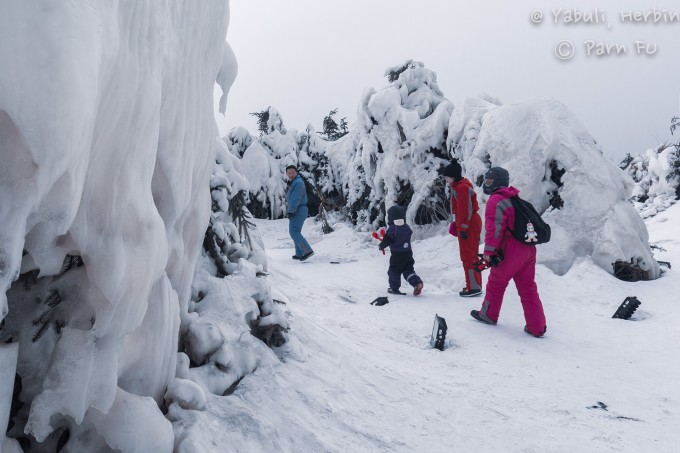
482, 167, 509, 195
387, 205, 406, 224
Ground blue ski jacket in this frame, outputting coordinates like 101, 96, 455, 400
286, 175, 308, 215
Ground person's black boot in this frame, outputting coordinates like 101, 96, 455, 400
524, 325, 546, 338
470, 310, 497, 325
299, 251, 315, 261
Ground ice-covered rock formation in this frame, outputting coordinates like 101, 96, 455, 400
452, 97, 660, 279
0, 1, 236, 451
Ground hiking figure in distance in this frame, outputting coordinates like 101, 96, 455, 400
285, 165, 314, 261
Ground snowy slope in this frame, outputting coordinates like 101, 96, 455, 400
173, 207, 679, 452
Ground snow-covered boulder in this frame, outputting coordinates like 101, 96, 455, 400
165, 378, 207, 411
456, 97, 660, 279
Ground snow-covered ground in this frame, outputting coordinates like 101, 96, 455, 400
175, 204, 680, 452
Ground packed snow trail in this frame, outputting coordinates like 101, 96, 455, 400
178, 211, 679, 452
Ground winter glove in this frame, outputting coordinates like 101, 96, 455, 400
483, 251, 504, 268
287, 212, 294, 220
459, 230, 468, 240
488, 250, 504, 268
448, 222, 457, 237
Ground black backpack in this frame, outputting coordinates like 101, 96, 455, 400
508, 196, 551, 245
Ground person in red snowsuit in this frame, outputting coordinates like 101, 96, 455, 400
443, 160, 483, 297
470, 167, 547, 337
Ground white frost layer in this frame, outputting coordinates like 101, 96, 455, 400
0, 1, 235, 450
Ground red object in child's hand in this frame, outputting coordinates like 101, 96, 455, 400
449, 222, 457, 237
372, 231, 385, 255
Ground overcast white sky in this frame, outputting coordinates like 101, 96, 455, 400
217, 0, 680, 161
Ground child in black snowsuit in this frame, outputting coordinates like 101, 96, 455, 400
378, 206, 424, 296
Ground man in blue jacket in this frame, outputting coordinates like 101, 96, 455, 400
285, 165, 314, 261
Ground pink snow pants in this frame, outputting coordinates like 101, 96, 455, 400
479, 238, 546, 335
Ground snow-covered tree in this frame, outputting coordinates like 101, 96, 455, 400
250, 109, 270, 137
320, 60, 453, 228
203, 142, 265, 277
321, 108, 348, 141
229, 60, 660, 280
170, 140, 288, 428
223, 126, 253, 158
234, 108, 298, 220
621, 144, 680, 218
232, 61, 454, 228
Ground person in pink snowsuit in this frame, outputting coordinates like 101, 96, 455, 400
470, 167, 547, 337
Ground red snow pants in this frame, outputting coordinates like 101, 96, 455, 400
458, 212, 483, 291
478, 238, 546, 335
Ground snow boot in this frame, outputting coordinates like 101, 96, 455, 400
413, 282, 424, 296
459, 288, 482, 297
387, 288, 405, 295
299, 251, 315, 261
524, 325, 546, 338
470, 309, 497, 325
292, 255, 301, 260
